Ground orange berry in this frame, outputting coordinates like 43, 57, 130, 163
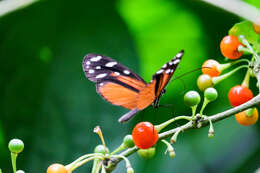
202, 59, 221, 77
253, 23, 260, 34
47, 163, 68, 173
220, 35, 243, 59
253, 18, 260, 34
235, 108, 258, 126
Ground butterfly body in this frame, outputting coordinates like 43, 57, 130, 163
82, 50, 184, 122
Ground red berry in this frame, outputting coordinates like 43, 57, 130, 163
132, 122, 158, 149
220, 35, 243, 59
228, 85, 253, 107
202, 59, 221, 77
47, 164, 67, 173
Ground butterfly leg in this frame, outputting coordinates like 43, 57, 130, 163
118, 109, 140, 123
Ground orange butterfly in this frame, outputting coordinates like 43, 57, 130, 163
82, 50, 184, 122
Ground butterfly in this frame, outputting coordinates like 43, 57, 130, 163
82, 50, 184, 123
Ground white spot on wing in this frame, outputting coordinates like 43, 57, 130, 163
90, 56, 102, 62
99, 83, 104, 86
165, 69, 171, 74
96, 73, 107, 79
169, 61, 174, 65
105, 61, 117, 67
176, 52, 183, 58
86, 65, 90, 68
173, 59, 180, 64
86, 61, 91, 65
156, 69, 164, 74
114, 72, 120, 76
162, 64, 167, 68
89, 69, 95, 74
123, 70, 130, 75
96, 66, 101, 69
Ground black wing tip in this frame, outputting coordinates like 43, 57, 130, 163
175, 49, 184, 59
83, 53, 100, 60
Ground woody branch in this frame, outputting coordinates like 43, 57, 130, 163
105, 67, 260, 172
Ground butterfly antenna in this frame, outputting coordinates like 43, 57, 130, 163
158, 104, 173, 110
170, 67, 211, 93
172, 67, 209, 82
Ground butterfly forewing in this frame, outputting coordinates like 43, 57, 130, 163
83, 54, 146, 83
82, 54, 147, 110
152, 50, 184, 97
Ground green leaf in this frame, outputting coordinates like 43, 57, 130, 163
244, 0, 260, 8
229, 21, 260, 52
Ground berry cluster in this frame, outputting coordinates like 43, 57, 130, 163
198, 33, 259, 126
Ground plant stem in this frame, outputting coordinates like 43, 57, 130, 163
212, 65, 248, 84
200, 99, 210, 116
218, 58, 249, 72
111, 144, 126, 155
66, 153, 104, 171
71, 156, 104, 172
91, 159, 101, 173
191, 106, 197, 120
155, 115, 191, 132
10, 153, 17, 173
241, 68, 251, 87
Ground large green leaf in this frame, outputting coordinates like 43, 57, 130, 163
229, 21, 260, 52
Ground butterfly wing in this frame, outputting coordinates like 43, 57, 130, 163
82, 54, 147, 110
147, 50, 184, 107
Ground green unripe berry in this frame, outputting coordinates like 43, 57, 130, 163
16, 170, 25, 173
137, 147, 156, 159
123, 135, 135, 148
8, 139, 24, 154
204, 87, 218, 101
94, 145, 109, 154
184, 91, 201, 107
197, 74, 214, 91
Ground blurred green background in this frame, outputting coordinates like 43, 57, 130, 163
0, 0, 260, 172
